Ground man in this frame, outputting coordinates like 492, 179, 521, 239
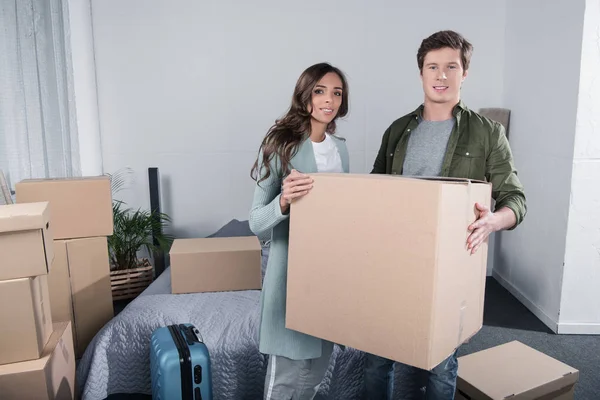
366, 30, 527, 399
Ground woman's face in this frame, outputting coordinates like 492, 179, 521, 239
309, 72, 344, 125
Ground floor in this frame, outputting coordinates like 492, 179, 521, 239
105, 277, 600, 399
457, 278, 600, 399
113, 298, 133, 316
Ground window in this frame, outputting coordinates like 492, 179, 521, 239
0, 0, 80, 191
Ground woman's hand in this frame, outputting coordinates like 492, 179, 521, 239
279, 169, 313, 214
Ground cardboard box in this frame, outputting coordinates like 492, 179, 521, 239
456, 341, 579, 399
0, 275, 53, 364
286, 173, 492, 370
170, 236, 262, 294
47, 240, 75, 339
0, 202, 54, 280
0, 321, 76, 400
49, 237, 114, 357
15, 176, 113, 239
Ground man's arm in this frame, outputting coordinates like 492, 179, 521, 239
485, 123, 527, 229
371, 126, 391, 174
467, 123, 526, 254
489, 206, 517, 231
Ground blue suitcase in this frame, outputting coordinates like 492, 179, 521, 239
150, 323, 213, 400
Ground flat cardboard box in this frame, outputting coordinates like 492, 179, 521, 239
170, 236, 262, 294
50, 237, 114, 357
456, 341, 579, 399
0, 275, 53, 364
0, 202, 54, 280
286, 173, 492, 370
0, 321, 76, 400
15, 176, 113, 239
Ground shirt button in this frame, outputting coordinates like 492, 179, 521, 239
407, 129, 411, 132
466, 152, 470, 156
390, 153, 393, 157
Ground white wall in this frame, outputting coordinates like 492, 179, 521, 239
559, 0, 600, 334
494, 0, 586, 331
89, 0, 507, 238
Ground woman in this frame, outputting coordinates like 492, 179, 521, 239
249, 62, 350, 400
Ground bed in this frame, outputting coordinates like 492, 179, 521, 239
75, 219, 368, 400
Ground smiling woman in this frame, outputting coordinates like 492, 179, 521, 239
308, 72, 346, 174
308, 72, 345, 135
248, 62, 351, 400
250, 63, 349, 189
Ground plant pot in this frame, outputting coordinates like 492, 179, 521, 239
110, 259, 154, 301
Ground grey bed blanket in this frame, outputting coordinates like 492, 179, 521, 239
76, 268, 366, 400
76, 218, 425, 399
76, 216, 369, 399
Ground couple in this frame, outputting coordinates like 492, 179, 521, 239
249, 30, 527, 400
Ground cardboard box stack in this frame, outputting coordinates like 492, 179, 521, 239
286, 173, 492, 370
0, 322, 76, 399
0, 202, 77, 399
169, 236, 262, 294
456, 341, 579, 400
16, 176, 115, 357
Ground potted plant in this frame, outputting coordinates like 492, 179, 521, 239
107, 169, 174, 300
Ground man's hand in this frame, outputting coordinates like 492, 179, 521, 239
467, 203, 517, 254
467, 203, 497, 255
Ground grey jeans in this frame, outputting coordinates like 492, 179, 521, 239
263, 340, 334, 400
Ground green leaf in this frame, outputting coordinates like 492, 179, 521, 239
107, 185, 173, 271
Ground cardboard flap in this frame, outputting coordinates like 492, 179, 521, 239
170, 236, 260, 255
306, 172, 489, 186
65, 237, 114, 356
0, 202, 50, 234
458, 341, 579, 399
19, 176, 109, 183
411, 175, 489, 185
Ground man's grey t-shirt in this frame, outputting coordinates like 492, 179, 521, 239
402, 117, 455, 177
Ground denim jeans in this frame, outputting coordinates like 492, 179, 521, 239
364, 350, 459, 400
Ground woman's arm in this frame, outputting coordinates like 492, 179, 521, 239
249, 153, 313, 240
249, 170, 288, 240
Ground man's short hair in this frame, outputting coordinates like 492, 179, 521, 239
417, 30, 473, 72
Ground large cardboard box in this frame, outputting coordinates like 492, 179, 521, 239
49, 237, 114, 357
0, 275, 53, 364
0, 202, 54, 280
15, 176, 113, 239
456, 341, 579, 400
286, 173, 492, 370
0, 321, 76, 400
170, 236, 262, 294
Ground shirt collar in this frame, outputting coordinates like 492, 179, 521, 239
409, 99, 468, 120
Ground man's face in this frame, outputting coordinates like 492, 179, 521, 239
420, 47, 467, 105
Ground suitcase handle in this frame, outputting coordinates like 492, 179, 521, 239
179, 324, 204, 345
168, 325, 194, 400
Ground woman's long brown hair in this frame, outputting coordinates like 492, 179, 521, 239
251, 63, 349, 184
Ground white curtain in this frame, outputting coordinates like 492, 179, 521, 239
0, 0, 80, 191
